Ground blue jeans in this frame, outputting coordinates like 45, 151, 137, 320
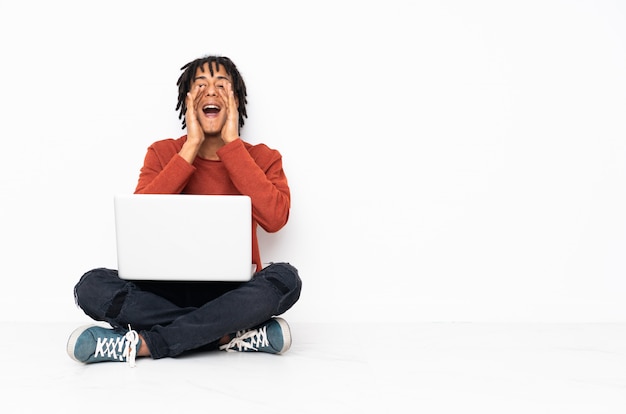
73, 262, 302, 359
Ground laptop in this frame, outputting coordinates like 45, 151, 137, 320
114, 194, 255, 281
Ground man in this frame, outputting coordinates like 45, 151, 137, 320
67, 55, 302, 366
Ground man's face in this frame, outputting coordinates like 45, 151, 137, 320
190, 62, 236, 136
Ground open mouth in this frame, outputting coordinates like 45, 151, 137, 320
203, 104, 221, 115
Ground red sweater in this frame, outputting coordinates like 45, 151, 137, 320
134, 136, 291, 272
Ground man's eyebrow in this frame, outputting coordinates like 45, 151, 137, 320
193, 75, 230, 81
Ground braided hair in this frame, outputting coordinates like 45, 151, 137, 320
175, 55, 248, 131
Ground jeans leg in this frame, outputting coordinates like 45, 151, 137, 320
73, 268, 196, 331
143, 262, 302, 359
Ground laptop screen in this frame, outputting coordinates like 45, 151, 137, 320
114, 194, 254, 281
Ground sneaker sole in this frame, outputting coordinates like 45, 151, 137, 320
274, 317, 292, 354
66, 324, 97, 363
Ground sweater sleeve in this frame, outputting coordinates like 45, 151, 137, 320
218, 139, 291, 233
134, 144, 196, 194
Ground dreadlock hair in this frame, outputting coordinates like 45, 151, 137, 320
175, 55, 248, 131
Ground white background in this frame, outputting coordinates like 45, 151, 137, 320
1, 0, 625, 324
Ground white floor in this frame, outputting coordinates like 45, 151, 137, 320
2, 321, 626, 413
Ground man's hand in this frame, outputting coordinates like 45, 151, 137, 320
185, 84, 205, 146
217, 79, 239, 143
178, 85, 205, 164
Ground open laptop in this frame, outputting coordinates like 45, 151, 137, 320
114, 194, 255, 281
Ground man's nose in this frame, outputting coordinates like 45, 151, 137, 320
205, 83, 218, 96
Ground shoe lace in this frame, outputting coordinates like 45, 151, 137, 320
220, 326, 269, 352
94, 325, 139, 367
